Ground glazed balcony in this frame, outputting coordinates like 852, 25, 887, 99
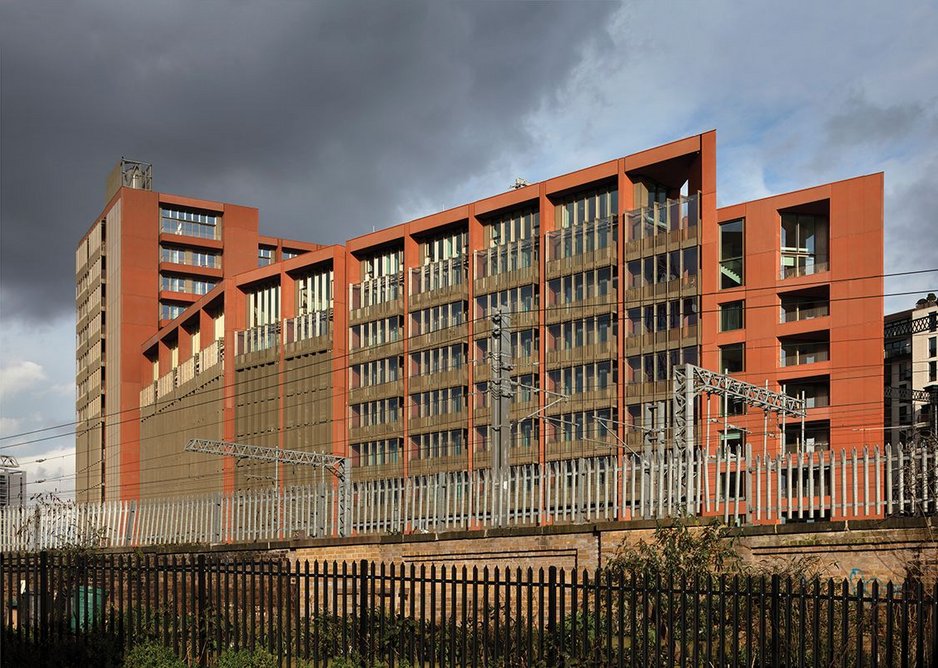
284, 310, 332, 353
546, 340, 618, 369
624, 193, 700, 254
235, 322, 280, 356
544, 291, 617, 325
473, 239, 539, 294
348, 273, 404, 325
545, 216, 617, 279
347, 379, 404, 405
408, 366, 467, 394
409, 257, 468, 310
348, 420, 403, 444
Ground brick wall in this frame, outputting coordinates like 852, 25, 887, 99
285, 518, 936, 584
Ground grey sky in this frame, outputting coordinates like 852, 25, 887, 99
1, 1, 937, 495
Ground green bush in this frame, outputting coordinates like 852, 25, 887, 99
123, 641, 186, 668
216, 648, 279, 668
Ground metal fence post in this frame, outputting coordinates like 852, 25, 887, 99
547, 566, 557, 665
38, 550, 49, 661
358, 559, 369, 666
197, 554, 207, 667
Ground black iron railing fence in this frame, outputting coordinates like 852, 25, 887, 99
1, 551, 936, 667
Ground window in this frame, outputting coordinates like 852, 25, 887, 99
413, 429, 466, 459
258, 246, 275, 267
350, 356, 402, 388
349, 316, 402, 350
350, 398, 402, 428
930, 361, 937, 383
160, 246, 185, 264
353, 439, 401, 467
719, 219, 744, 289
780, 213, 829, 278
160, 302, 186, 320
547, 267, 615, 306
719, 397, 746, 417
549, 315, 616, 352
784, 420, 830, 453
191, 279, 217, 295
720, 343, 745, 373
720, 301, 744, 332
780, 288, 830, 323
160, 207, 220, 239
720, 429, 744, 452
411, 344, 466, 376
191, 251, 220, 268
550, 211, 616, 261
476, 285, 537, 317
930, 336, 937, 358
411, 301, 466, 336
780, 336, 829, 367
782, 378, 830, 408
160, 274, 186, 292
411, 386, 467, 418
548, 361, 617, 395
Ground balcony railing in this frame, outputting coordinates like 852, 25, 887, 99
780, 302, 830, 323
780, 343, 830, 367
140, 384, 156, 408
546, 216, 617, 262
475, 239, 538, 278
625, 193, 700, 243
410, 257, 467, 295
200, 339, 224, 370
780, 253, 829, 279
176, 356, 197, 386
157, 369, 175, 398
284, 310, 332, 344
350, 272, 404, 310
235, 323, 280, 355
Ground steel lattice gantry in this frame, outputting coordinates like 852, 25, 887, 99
884, 385, 932, 404
672, 363, 806, 452
184, 438, 352, 537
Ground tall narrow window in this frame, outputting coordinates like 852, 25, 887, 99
720, 343, 745, 373
720, 301, 744, 332
719, 219, 744, 289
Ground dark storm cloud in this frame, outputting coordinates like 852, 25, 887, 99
0, 1, 617, 322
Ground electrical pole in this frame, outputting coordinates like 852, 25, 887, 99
491, 308, 513, 478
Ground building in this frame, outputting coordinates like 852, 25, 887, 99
75, 132, 886, 503
75, 159, 319, 502
0, 462, 25, 508
884, 294, 938, 442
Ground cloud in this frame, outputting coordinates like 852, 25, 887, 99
0, 0, 618, 323
0, 361, 46, 398
0, 417, 22, 438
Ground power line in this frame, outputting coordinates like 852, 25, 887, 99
5, 279, 933, 446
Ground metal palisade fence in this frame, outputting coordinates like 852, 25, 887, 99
1, 443, 936, 551
1, 553, 936, 667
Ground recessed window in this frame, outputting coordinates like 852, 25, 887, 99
258, 246, 275, 267
930, 336, 937, 358
719, 219, 744, 289
720, 343, 745, 373
720, 301, 744, 332
780, 212, 829, 279
780, 333, 830, 367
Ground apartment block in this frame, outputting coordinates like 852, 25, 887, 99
75, 160, 318, 502
884, 294, 938, 442
77, 133, 886, 502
